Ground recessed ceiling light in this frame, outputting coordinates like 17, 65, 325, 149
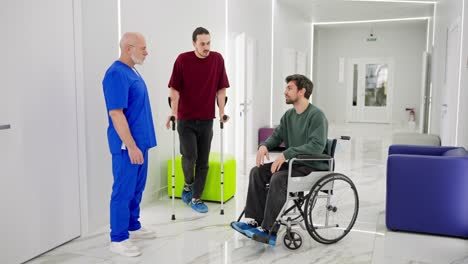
347, 0, 436, 4
314, 16, 430, 25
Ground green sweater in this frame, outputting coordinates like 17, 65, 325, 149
261, 103, 329, 170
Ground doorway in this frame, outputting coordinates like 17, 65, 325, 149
347, 58, 394, 123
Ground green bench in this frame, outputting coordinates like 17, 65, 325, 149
167, 152, 236, 202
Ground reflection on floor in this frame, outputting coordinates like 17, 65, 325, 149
28, 123, 468, 264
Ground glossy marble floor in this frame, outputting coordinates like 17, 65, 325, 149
27, 124, 468, 264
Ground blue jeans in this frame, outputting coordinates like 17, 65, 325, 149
110, 149, 148, 242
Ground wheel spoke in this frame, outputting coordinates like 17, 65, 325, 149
304, 173, 359, 244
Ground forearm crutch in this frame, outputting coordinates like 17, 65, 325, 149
218, 97, 228, 215
168, 97, 176, 221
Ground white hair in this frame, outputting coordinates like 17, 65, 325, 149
119, 32, 144, 49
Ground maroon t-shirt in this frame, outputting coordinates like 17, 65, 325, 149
168, 51, 230, 120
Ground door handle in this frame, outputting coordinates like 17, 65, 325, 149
0, 124, 11, 130
240, 100, 252, 107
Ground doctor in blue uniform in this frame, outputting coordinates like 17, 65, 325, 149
102, 32, 157, 257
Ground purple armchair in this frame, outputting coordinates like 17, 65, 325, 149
386, 144, 468, 237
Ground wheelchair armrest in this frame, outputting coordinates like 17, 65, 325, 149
296, 154, 332, 160
289, 154, 333, 170
270, 146, 286, 152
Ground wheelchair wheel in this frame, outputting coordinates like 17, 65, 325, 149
304, 173, 359, 244
282, 229, 303, 250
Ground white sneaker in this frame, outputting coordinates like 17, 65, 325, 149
129, 227, 157, 240
109, 239, 141, 257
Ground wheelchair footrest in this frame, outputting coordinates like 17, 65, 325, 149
252, 233, 277, 246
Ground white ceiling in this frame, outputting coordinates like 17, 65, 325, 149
277, 0, 435, 22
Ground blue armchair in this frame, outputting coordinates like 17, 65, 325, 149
386, 144, 468, 237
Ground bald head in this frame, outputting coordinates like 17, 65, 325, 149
119, 32, 148, 66
119, 32, 145, 50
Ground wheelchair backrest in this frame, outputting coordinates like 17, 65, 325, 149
323, 139, 338, 158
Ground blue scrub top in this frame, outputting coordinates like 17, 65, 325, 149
103, 60, 157, 154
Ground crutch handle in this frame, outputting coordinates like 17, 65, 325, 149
170, 116, 176, 130
220, 115, 228, 129
219, 95, 228, 130
168, 97, 176, 130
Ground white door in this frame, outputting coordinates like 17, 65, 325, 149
234, 33, 246, 173
440, 20, 461, 146
347, 58, 393, 123
233, 33, 255, 174
0, 1, 81, 263
245, 37, 255, 169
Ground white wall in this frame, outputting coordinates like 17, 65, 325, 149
272, 1, 312, 125
78, 0, 119, 233
313, 21, 427, 126
458, 0, 468, 148
120, 0, 227, 205
228, 0, 272, 154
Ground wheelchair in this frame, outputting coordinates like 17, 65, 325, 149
236, 136, 359, 250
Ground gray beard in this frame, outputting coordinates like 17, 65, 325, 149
131, 54, 144, 65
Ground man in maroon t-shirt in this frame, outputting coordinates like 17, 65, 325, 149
166, 27, 230, 213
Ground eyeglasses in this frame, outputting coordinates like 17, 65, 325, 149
129, 44, 147, 51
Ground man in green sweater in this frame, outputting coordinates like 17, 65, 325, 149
231, 74, 328, 245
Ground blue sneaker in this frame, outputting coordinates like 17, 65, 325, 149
181, 189, 193, 205
190, 199, 208, 213
246, 227, 277, 246
230, 220, 258, 237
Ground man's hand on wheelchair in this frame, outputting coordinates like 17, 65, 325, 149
256, 145, 270, 167
270, 153, 285, 173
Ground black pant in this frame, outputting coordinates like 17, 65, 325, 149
177, 119, 214, 199
245, 162, 313, 231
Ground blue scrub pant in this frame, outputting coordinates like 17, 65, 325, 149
110, 149, 148, 242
